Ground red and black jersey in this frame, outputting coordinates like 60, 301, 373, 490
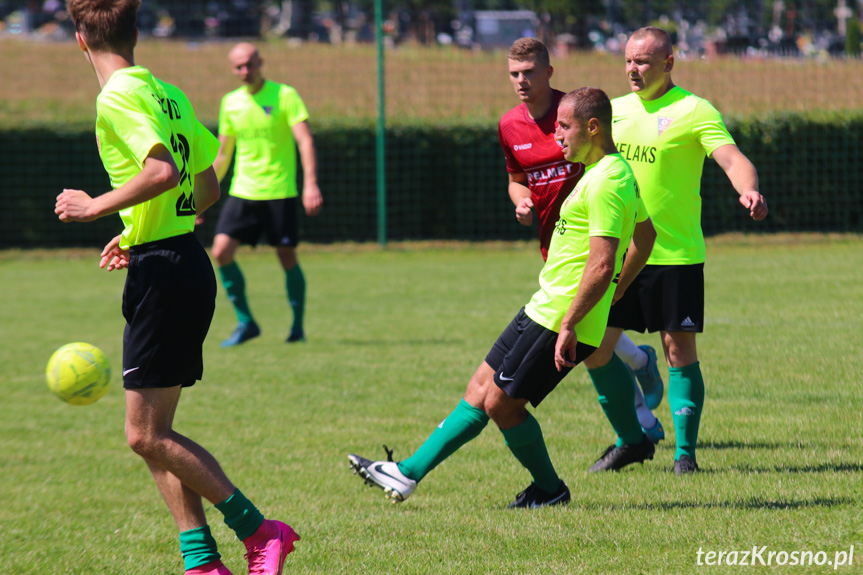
498, 89, 585, 260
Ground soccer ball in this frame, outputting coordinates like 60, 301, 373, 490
46, 342, 111, 406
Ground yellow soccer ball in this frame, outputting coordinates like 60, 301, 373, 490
46, 342, 111, 406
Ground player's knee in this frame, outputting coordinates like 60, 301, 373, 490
125, 426, 162, 459
483, 390, 524, 425
662, 332, 698, 367
211, 235, 236, 266
465, 365, 492, 400
277, 248, 298, 269
212, 247, 232, 266
484, 400, 507, 422
487, 401, 527, 428
125, 431, 148, 457
583, 345, 614, 369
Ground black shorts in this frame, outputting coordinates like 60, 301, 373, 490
607, 263, 704, 333
485, 308, 596, 408
215, 195, 299, 247
122, 233, 217, 389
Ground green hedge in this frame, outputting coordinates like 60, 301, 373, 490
2, 114, 861, 249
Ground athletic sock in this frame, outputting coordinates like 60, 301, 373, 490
179, 526, 220, 571
614, 334, 648, 370
587, 353, 644, 446
219, 262, 254, 324
668, 362, 705, 461
285, 265, 306, 336
633, 376, 658, 429
500, 412, 561, 494
398, 399, 489, 482
215, 488, 264, 542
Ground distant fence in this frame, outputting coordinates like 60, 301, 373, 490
2, 114, 861, 249
2, 39, 863, 249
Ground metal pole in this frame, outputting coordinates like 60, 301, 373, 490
374, 0, 387, 246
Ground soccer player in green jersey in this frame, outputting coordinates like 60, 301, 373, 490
212, 42, 323, 347
348, 87, 653, 507
55, 2, 298, 573
593, 26, 768, 475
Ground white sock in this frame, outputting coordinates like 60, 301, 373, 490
615, 333, 648, 370
632, 377, 657, 429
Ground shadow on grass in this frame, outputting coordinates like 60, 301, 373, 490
734, 462, 863, 474
576, 496, 852, 512
699, 440, 817, 450
666, 460, 863, 474
337, 338, 460, 346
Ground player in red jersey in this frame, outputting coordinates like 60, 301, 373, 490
498, 37, 584, 261
498, 38, 666, 445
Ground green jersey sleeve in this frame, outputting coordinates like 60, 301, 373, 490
98, 90, 169, 176
584, 159, 642, 294
192, 121, 220, 174
218, 94, 235, 138
635, 195, 648, 224
585, 166, 630, 240
282, 85, 309, 127
692, 99, 736, 158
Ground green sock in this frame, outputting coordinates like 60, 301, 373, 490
214, 488, 264, 542
285, 265, 306, 335
501, 412, 561, 494
219, 262, 254, 324
179, 526, 220, 571
398, 399, 489, 482
668, 362, 705, 461
587, 353, 643, 446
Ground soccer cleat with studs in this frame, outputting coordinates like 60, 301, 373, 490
507, 481, 571, 509
286, 330, 305, 343
642, 417, 665, 444
348, 445, 417, 502
243, 519, 299, 575
589, 434, 655, 472
221, 321, 261, 347
633, 345, 664, 410
674, 455, 701, 475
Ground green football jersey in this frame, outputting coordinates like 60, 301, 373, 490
96, 66, 220, 248
612, 86, 735, 265
524, 154, 646, 347
219, 80, 309, 200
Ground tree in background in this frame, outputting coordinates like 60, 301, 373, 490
349, 0, 455, 44
847, 9, 862, 55
513, 0, 605, 45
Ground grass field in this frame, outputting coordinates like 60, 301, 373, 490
1, 235, 861, 574
1, 38, 862, 129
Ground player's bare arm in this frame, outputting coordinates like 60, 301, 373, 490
554, 235, 620, 371
712, 144, 768, 221
508, 172, 533, 225
292, 120, 323, 216
56, 145, 180, 223
613, 218, 656, 304
213, 134, 236, 183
